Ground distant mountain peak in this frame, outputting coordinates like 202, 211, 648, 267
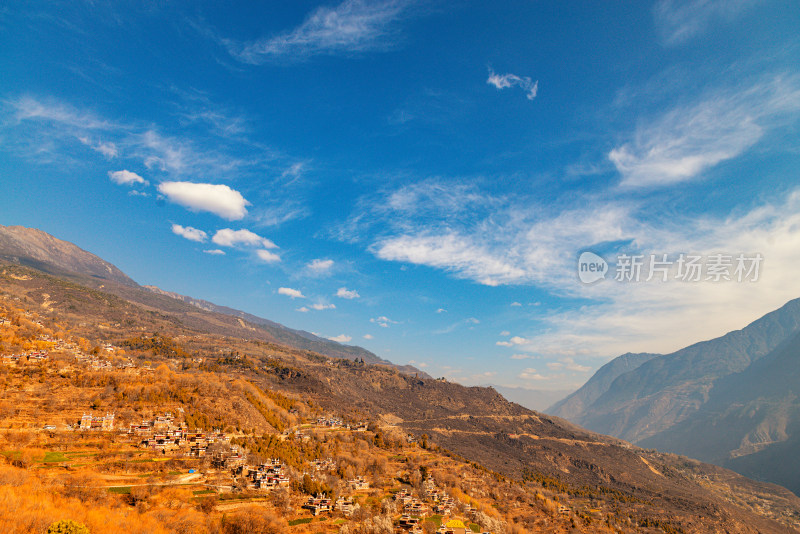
0, 224, 136, 286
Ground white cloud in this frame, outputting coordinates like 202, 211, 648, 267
278, 287, 305, 299
374, 232, 526, 287
496, 336, 529, 347
228, 0, 411, 63
297, 307, 310, 313
336, 287, 360, 299
256, 249, 281, 263
158, 181, 250, 220
212, 228, 276, 249
610, 76, 800, 187
654, 0, 757, 45
171, 224, 207, 243
511, 354, 533, 360
496, 190, 800, 365
108, 170, 147, 186
94, 141, 118, 158
500, 331, 510, 336
328, 334, 352, 343
487, 69, 539, 100
363, 334, 374, 340
436, 308, 447, 313
203, 249, 225, 255
510, 302, 522, 307
128, 190, 149, 197
307, 258, 334, 274
370, 315, 398, 328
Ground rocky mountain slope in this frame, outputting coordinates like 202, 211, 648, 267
0, 224, 422, 375
639, 329, 800, 495
548, 352, 659, 420
550, 298, 800, 496
0, 225, 135, 286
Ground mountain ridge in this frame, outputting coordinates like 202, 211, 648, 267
0, 224, 424, 376
551, 297, 800, 496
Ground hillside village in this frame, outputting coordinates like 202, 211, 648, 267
1, 264, 799, 534
0, 291, 583, 533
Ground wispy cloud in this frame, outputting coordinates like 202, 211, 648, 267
171, 224, 207, 243
108, 169, 147, 186
11, 96, 115, 131
487, 69, 538, 100
203, 249, 225, 255
497, 190, 800, 362
6, 96, 265, 182
654, 0, 757, 45
226, 0, 412, 63
336, 287, 360, 299
433, 317, 481, 335
328, 334, 352, 343
80, 137, 118, 158
374, 232, 526, 287
609, 76, 800, 187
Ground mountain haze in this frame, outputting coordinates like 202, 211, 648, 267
552, 298, 800, 495
547, 352, 659, 419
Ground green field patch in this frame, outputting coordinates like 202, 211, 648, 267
65, 451, 97, 458
43, 451, 69, 463
193, 489, 216, 495
469, 523, 481, 532
426, 515, 443, 527
288, 517, 313, 526
108, 486, 132, 494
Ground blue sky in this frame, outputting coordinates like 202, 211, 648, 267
1, 0, 800, 392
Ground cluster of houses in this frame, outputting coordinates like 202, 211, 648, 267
349, 475, 370, 490
233, 459, 290, 490
80, 412, 115, 431
393, 477, 484, 534
303, 494, 332, 516
1, 350, 49, 363
310, 457, 336, 472
129, 413, 227, 456
315, 416, 344, 428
